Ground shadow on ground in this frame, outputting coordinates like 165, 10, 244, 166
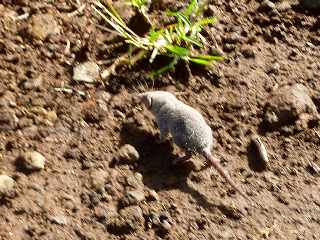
119, 122, 238, 214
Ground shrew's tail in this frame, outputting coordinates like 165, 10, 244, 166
202, 149, 249, 200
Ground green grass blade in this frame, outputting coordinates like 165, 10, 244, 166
164, 45, 189, 56
189, 58, 211, 65
191, 17, 217, 36
150, 57, 179, 77
181, 35, 203, 47
175, 12, 191, 28
194, 17, 217, 27
193, 54, 224, 61
93, 1, 141, 40
148, 29, 163, 43
183, 0, 198, 17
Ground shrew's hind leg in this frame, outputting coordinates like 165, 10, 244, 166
173, 151, 192, 165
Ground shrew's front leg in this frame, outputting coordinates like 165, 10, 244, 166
156, 117, 169, 143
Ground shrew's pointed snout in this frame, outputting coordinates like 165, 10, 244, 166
135, 93, 152, 109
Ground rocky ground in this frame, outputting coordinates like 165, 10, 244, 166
0, 0, 320, 239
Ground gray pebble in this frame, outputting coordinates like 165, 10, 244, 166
306, 162, 320, 175
22, 75, 43, 90
160, 220, 172, 233
219, 203, 243, 220
0, 174, 15, 196
49, 215, 68, 225
251, 135, 269, 167
0, 110, 18, 130
117, 144, 140, 164
264, 84, 319, 129
241, 46, 255, 58
146, 189, 159, 201
30, 14, 60, 40
126, 173, 144, 189
96, 91, 112, 112
267, 62, 281, 75
260, 0, 276, 11
0, 91, 16, 108
223, 32, 243, 44
21, 151, 46, 170
107, 206, 144, 234
73, 62, 100, 83
90, 169, 109, 192
122, 190, 145, 206
277, 1, 292, 11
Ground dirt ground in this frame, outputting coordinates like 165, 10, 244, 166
0, 0, 320, 239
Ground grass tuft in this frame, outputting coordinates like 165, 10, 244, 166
93, 0, 223, 79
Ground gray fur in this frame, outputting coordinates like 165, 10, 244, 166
137, 91, 248, 199
139, 91, 213, 153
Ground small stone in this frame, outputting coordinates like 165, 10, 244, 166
219, 203, 243, 220
241, 46, 255, 58
96, 91, 112, 112
117, 144, 140, 164
250, 135, 269, 167
223, 33, 243, 44
259, 0, 276, 12
267, 62, 280, 75
46, 111, 58, 123
264, 84, 319, 129
90, 169, 109, 192
160, 220, 171, 233
95, 205, 118, 221
64, 148, 82, 160
22, 75, 43, 90
21, 151, 46, 170
30, 14, 60, 40
156, 212, 173, 234
277, 1, 292, 11
0, 174, 15, 196
49, 215, 68, 225
113, 110, 125, 119
30, 106, 47, 116
73, 61, 100, 83
96, 91, 112, 102
300, 0, 320, 9
223, 43, 236, 53
119, 205, 143, 220
126, 173, 144, 189
0, 110, 18, 130
146, 189, 159, 201
107, 206, 144, 234
30, 98, 46, 107
0, 91, 16, 108
306, 162, 320, 175
122, 190, 145, 206
18, 118, 33, 129
276, 193, 289, 205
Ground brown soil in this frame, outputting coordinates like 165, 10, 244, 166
0, 0, 320, 239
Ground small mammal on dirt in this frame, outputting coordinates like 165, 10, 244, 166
136, 91, 248, 199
